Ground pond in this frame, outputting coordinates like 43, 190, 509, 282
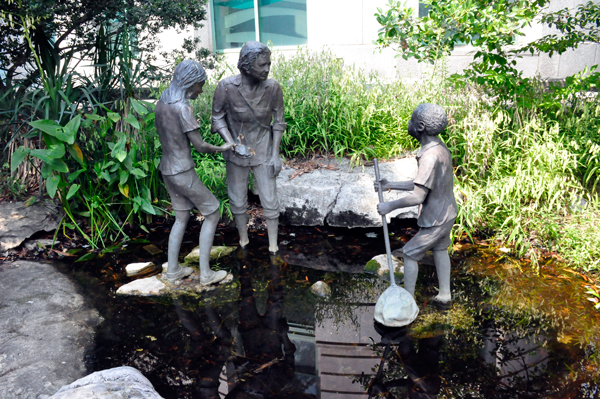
60, 220, 599, 399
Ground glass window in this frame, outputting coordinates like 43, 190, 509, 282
213, 0, 257, 50
258, 0, 307, 47
212, 0, 307, 51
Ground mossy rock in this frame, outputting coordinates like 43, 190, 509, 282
184, 245, 237, 265
365, 254, 404, 282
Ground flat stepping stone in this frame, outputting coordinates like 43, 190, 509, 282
116, 272, 234, 297
116, 276, 166, 296
184, 245, 236, 265
125, 261, 156, 277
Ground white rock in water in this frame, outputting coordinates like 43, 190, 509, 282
125, 261, 155, 277
184, 245, 237, 264
311, 281, 331, 297
374, 285, 419, 327
48, 366, 164, 398
116, 276, 166, 296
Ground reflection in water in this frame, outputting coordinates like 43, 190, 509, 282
367, 323, 442, 399
173, 303, 231, 398
174, 252, 314, 398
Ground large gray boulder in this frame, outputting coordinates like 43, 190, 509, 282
0, 261, 101, 398
48, 366, 164, 399
276, 158, 419, 228
0, 200, 63, 251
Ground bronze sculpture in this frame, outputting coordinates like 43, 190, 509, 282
376, 103, 457, 303
156, 60, 233, 283
212, 41, 286, 254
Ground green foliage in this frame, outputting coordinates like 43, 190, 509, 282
0, 0, 209, 91
271, 48, 425, 162
11, 101, 165, 248
375, 0, 600, 103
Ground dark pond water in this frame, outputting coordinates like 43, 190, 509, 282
60, 220, 600, 399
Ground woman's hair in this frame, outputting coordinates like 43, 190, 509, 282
160, 60, 207, 104
413, 103, 448, 136
237, 41, 271, 74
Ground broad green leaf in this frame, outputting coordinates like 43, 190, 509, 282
130, 168, 147, 178
45, 158, 69, 173
46, 174, 60, 198
130, 99, 148, 115
118, 183, 130, 198
119, 170, 130, 185
68, 169, 86, 183
142, 186, 152, 203
140, 198, 156, 215
30, 144, 65, 163
107, 112, 121, 122
63, 115, 81, 144
29, 119, 63, 137
11, 147, 30, 172
68, 144, 85, 166
41, 163, 53, 178
124, 114, 140, 130
30, 120, 75, 144
85, 113, 103, 121
66, 184, 80, 200
111, 135, 127, 162
101, 161, 115, 170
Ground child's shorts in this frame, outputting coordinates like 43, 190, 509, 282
402, 220, 454, 261
162, 169, 220, 215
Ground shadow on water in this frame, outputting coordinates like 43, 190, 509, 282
60, 221, 599, 398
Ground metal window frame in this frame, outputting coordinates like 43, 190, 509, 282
211, 0, 308, 53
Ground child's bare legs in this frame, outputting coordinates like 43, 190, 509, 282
167, 210, 194, 281
403, 254, 419, 297
199, 210, 227, 285
234, 213, 249, 248
433, 249, 452, 302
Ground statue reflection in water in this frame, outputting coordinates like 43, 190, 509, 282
367, 323, 443, 399
174, 252, 311, 399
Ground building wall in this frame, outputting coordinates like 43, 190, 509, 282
193, 0, 599, 80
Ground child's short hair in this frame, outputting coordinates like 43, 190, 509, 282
413, 103, 448, 136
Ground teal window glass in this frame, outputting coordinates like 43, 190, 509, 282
258, 0, 307, 47
213, 0, 257, 50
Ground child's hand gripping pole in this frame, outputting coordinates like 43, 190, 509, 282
374, 159, 396, 287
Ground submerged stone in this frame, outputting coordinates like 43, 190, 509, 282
47, 366, 164, 399
311, 281, 331, 297
184, 245, 237, 265
125, 261, 156, 277
365, 254, 404, 281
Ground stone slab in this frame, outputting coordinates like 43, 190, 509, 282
0, 261, 101, 398
277, 158, 419, 228
0, 200, 63, 251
